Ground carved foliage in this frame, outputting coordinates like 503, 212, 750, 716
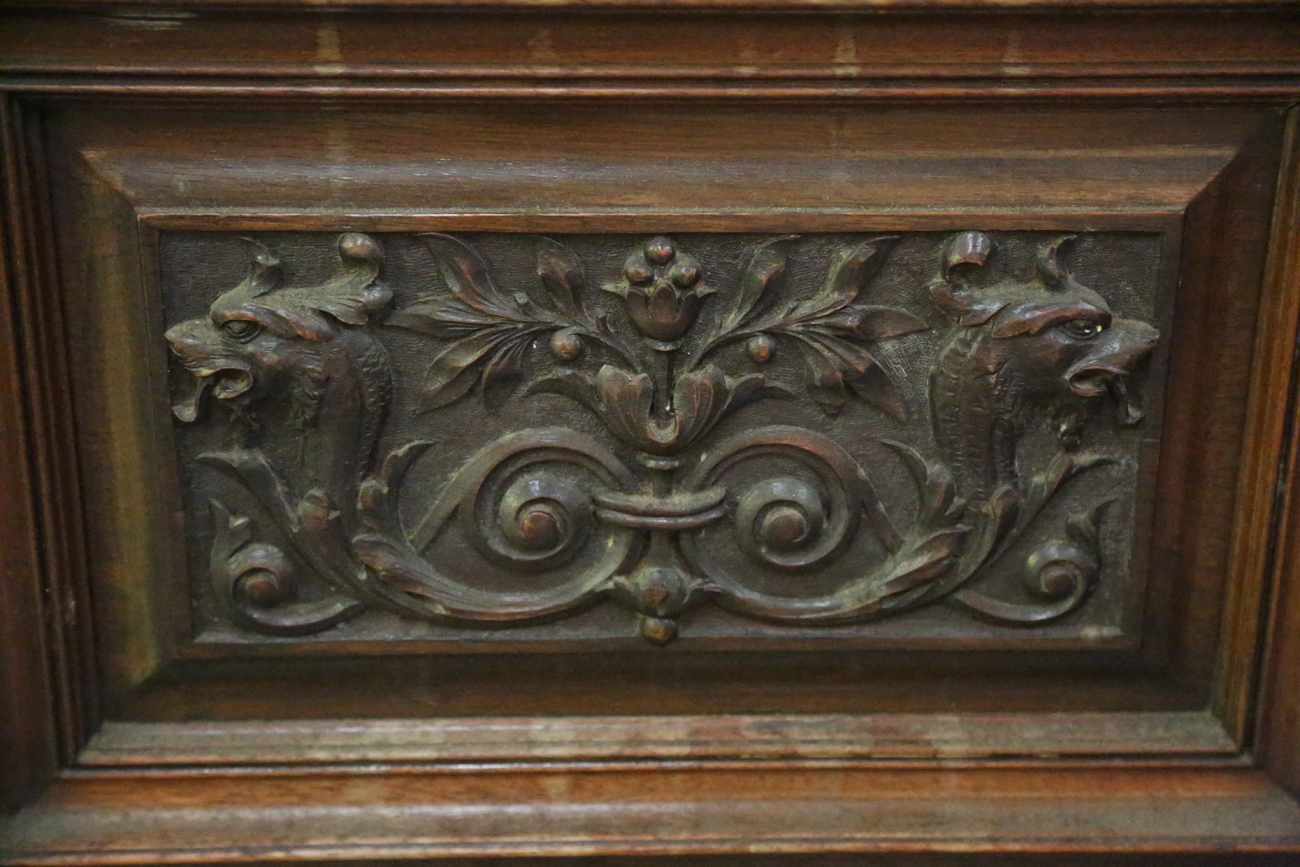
166, 231, 1160, 644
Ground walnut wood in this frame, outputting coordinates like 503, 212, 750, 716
4, 767, 1300, 863
1255, 112, 1300, 797
79, 711, 1235, 766
1, 7, 1298, 102
4, 2, 1300, 863
0, 95, 60, 814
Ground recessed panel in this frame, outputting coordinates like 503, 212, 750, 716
159, 229, 1165, 650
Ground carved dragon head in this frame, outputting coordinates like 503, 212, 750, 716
929, 232, 1160, 499
165, 233, 394, 478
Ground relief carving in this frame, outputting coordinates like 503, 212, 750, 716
166, 230, 1160, 644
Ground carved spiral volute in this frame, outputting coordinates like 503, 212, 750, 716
490, 473, 594, 567
735, 476, 836, 569
227, 542, 297, 608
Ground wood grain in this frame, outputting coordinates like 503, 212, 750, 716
3, 767, 1299, 863
79, 711, 1235, 766
1254, 110, 1300, 797
4, 3, 1300, 862
0, 94, 61, 815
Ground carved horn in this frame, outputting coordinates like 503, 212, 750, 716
1036, 235, 1076, 290
237, 237, 281, 297
940, 231, 995, 284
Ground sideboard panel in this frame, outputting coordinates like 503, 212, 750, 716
5, 5, 1300, 862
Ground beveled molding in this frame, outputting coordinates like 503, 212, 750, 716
1, 3, 1298, 101
45, 102, 1268, 718
6, 3, 1300, 860
18, 105, 1282, 712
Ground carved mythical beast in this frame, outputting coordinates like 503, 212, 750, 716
166, 233, 394, 510
929, 232, 1160, 502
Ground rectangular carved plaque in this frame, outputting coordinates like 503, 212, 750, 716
160, 230, 1164, 650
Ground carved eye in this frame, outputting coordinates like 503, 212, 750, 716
221, 319, 262, 342
1060, 319, 1105, 340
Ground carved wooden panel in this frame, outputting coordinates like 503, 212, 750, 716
10, 6, 1300, 860
163, 230, 1163, 647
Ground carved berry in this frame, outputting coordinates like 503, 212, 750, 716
746, 334, 777, 364
644, 236, 675, 266
625, 263, 653, 285
670, 262, 700, 288
550, 328, 583, 361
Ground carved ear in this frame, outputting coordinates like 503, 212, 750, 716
312, 233, 393, 327
1036, 235, 1076, 290
931, 231, 1005, 326
940, 231, 995, 283
237, 237, 281, 297
338, 233, 384, 282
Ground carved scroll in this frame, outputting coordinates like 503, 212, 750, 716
165, 231, 1160, 644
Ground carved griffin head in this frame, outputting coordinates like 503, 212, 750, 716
165, 233, 394, 462
928, 232, 1160, 500
931, 232, 1159, 430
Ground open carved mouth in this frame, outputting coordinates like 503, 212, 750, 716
1068, 369, 1146, 426
172, 366, 254, 423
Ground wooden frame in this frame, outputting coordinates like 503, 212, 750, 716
4, 3, 1300, 863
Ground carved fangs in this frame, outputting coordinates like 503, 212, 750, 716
1066, 369, 1146, 427
172, 367, 253, 422
1108, 376, 1145, 426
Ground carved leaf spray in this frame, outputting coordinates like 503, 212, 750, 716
167, 231, 1159, 644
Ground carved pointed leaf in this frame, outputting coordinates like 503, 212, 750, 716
318, 292, 387, 327
798, 332, 908, 421
981, 484, 1021, 555
418, 329, 514, 411
356, 440, 438, 532
1028, 452, 1113, 507
845, 362, 908, 421
719, 236, 796, 334
877, 527, 967, 597
883, 440, 962, 525
806, 358, 848, 415
480, 339, 528, 410
388, 299, 500, 339
826, 305, 929, 342
726, 372, 793, 412
793, 237, 897, 320
527, 368, 602, 412
421, 233, 515, 318
537, 237, 587, 320
1067, 499, 1114, 553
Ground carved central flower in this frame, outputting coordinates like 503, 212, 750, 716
604, 236, 714, 344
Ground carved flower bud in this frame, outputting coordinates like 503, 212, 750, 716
550, 327, 583, 361
604, 237, 713, 345
639, 615, 677, 645
746, 334, 777, 364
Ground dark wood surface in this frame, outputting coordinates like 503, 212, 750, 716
4, 2, 1300, 863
